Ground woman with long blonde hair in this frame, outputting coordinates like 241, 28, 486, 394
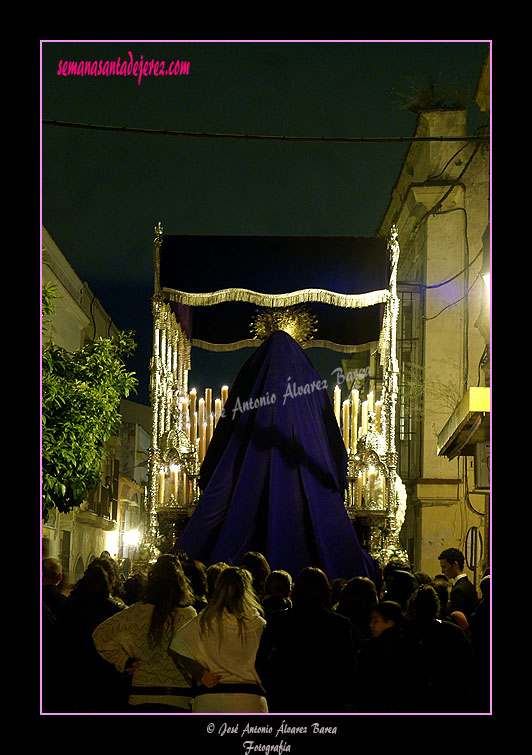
170, 566, 268, 712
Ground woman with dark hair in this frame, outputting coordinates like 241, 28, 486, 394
123, 570, 148, 606
432, 576, 450, 619
170, 566, 268, 713
255, 567, 357, 713
182, 558, 208, 613
53, 558, 127, 712
261, 570, 293, 616
92, 554, 197, 712
98, 553, 127, 604
239, 551, 271, 599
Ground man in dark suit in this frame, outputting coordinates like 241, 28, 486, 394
438, 548, 479, 620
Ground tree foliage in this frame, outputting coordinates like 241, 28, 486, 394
42, 284, 138, 522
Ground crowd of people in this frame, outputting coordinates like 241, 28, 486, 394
41, 546, 490, 714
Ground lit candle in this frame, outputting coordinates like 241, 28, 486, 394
221, 385, 229, 407
334, 385, 341, 426
351, 389, 359, 452
368, 391, 374, 416
357, 472, 363, 507
207, 413, 214, 446
190, 388, 197, 420
369, 465, 375, 503
193, 411, 198, 445
172, 341, 178, 374
200, 422, 206, 463
205, 388, 212, 418
171, 465, 178, 498
214, 398, 222, 426
186, 422, 191, 443
158, 470, 165, 504
198, 398, 205, 433
362, 400, 368, 435
375, 400, 382, 434
179, 470, 187, 503
342, 400, 350, 449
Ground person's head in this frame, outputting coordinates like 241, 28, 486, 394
182, 558, 208, 599
42, 558, 62, 586
264, 570, 292, 598
144, 554, 193, 604
432, 580, 450, 616
291, 567, 331, 610
143, 554, 195, 646
450, 611, 469, 633
407, 584, 440, 624
337, 576, 378, 621
97, 554, 124, 596
239, 551, 271, 598
330, 578, 348, 607
438, 548, 465, 579
206, 562, 229, 598
384, 569, 417, 609
414, 572, 433, 586
479, 573, 490, 600
72, 559, 114, 599
124, 571, 148, 605
369, 601, 403, 638
382, 558, 412, 584
199, 566, 263, 643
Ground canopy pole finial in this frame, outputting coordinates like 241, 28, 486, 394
153, 221, 164, 296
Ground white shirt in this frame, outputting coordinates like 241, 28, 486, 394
170, 609, 265, 686
451, 573, 468, 586
93, 602, 197, 707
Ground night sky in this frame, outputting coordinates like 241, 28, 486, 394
41, 40, 489, 407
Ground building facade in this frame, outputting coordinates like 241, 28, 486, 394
376, 57, 490, 582
42, 228, 150, 583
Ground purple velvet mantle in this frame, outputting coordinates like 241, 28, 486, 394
177, 330, 378, 581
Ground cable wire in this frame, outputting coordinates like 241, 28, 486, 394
400, 143, 482, 246
423, 276, 480, 321
42, 119, 489, 145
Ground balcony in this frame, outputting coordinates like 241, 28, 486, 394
437, 387, 490, 460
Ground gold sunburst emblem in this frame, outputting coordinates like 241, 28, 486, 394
250, 306, 318, 345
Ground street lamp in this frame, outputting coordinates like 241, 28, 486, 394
124, 528, 141, 548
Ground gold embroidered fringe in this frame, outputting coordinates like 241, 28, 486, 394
162, 286, 390, 309
191, 337, 379, 354
191, 338, 260, 352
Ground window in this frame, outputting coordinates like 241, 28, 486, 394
60, 530, 71, 572
397, 288, 423, 481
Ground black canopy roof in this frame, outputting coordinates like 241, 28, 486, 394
159, 235, 389, 347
